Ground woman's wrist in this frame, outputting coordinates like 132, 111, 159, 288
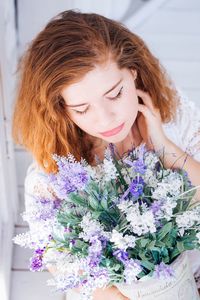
92, 285, 130, 300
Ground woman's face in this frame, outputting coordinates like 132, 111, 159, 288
61, 59, 139, 146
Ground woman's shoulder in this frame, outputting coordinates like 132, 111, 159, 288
175, 88, 198, 120
165, 87, 200, 161
24, 160, 57, 201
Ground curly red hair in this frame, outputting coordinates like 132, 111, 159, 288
12, 9, 180, 174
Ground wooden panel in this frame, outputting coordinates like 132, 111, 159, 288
161, 61, 200, 89
15, 149, 33, 187
10, 271, 65, 300
136, 11, 200, 34
163, 0, 200, 10
181, 89, 200, 107
12, 227, 32, 270
11, 227, 65, 299
139, 33, 200, 61
15, 186, 27, 226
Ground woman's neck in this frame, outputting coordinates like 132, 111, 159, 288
91, 121, 143, 164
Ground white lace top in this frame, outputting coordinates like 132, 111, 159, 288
21, 88, 200, 286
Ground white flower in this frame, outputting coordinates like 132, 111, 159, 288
103, 158, 118, 182
161, 199, 177, 221
144, 152, 159, 170
89, 157, 118, 185
144, 169, 158, 188
12, 231, 36, 249
117, 200, 132, 213
176, 210, 199, 229
152, 172, 183, 200
110, 229, 136, 250
121, 168, 132, 184
196, 232, 200, 244
13, 223, 52, 249
79, 212, 110, 241
124, 259, 142, 284
125, 203, 156, 236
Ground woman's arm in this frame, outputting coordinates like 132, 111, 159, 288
135, 89, 200, 202
46, 265, 130, 300
156, 138, 200, 202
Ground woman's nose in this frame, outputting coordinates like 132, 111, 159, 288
95, 105, 115, 126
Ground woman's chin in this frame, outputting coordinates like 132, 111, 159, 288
101, 129, 131, 145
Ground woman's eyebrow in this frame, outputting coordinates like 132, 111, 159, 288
66, 78, 122, 107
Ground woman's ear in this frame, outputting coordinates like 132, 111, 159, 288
130, 69, 137, 80
138, 96, 144, 104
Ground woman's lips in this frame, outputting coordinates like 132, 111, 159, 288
99, 122, 125, 137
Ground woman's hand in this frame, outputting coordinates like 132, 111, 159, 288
136, 89, 170, 153
92, 285, 130, 300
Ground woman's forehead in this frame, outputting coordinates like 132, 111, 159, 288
62, 61, 127, 105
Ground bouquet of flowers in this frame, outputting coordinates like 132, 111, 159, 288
13, 143, 200, 300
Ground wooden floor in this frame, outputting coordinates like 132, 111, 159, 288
11, 210, 65, 300
11, 0, 200, 299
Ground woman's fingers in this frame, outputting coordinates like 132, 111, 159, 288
137, 90, 161, 121
136, 89, 155, 111
136, 89, 160, 118
137, 103, 155, 118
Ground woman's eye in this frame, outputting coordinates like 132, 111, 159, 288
110, 87, 123, 100
74, 87, 123, 115
75, 107, 89, 115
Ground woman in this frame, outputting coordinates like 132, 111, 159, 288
12, 9, 200, 300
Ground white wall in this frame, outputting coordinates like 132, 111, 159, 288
0, 0, 19, 299
15, 0, 200, 221
126, 0, 200, 105
10, 0, 200, 299
15, 0, 149, 224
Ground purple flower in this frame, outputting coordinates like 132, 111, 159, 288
34, 197, 61, 221
53, 199, 62, 209
154, 262, 175, 279
124, 158, 146, 174
129, 176, 145, 198
35, 248, 45, 255
29, 247, 46, 272
48, 234, 53, 241
48, 158, 89, 199
108, 143, 116, 157
151, 200, 163, 215
119, 176, 145, 202
90, 267, 109, 283
88, 236, 102, 267
101, 236, 108, 248
124, 259, 142, 283
64, 227, 72, 233
60, 275, 80, 291
138, 143, 147, 158
113, 249, 129, 264
39, 198, 51, 204
69, 239, 76, 247
182, 170, 192, 187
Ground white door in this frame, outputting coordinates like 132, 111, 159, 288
0, 1, 19, 299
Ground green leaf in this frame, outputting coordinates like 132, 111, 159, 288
183, 242, 195, 250
140, 260, 154, 271
140, 239, 149, 248
177, 241, 184, 252
88, 195, 99, 210
101, 197, 108, 210
170, 248, 180, 260
69, 193, 87, 207
91, 211, 102, 219
151, 250, 160, 263
148, 240, 156, 249
113, 264, 121, 271
157, 222, 173, 240
57, 212, 81, 226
